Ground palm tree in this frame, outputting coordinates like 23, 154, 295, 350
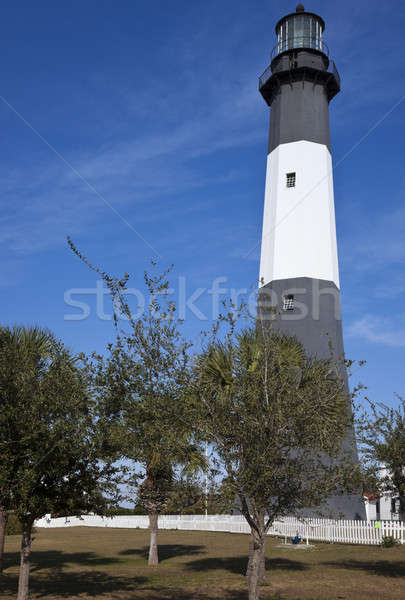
194, 325, 354, 600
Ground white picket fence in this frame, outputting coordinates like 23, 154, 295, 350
34, 514, 405, 546
267, 516, 405, 545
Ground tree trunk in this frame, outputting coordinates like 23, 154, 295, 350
246, 533, 266, 584
148, 511, 159, 566
0, 507, 7, 574
246, 529, 265, 600
246, 508, 266, 588
259, 539, 266, 584
17, 519, 33, 600
246, 534, 254, 579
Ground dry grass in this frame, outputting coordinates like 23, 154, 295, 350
1, 527, 405, 599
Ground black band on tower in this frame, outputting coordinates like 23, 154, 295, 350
268, 79, 331, 154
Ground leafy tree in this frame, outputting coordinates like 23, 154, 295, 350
192, 318, 362, 600
69, 239, 205, 565
0, 326, 53, 574
93, 289, 204, 565
0, 326, 118, 600
204, 478, 238, 515
163, 473, 204, 515
358, 396, 405, 520
163, 473, 237, 515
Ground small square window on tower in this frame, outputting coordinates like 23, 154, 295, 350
283, 294, 295, 311
286, 172, 296, 188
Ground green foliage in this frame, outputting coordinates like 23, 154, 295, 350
191, 310, 364, 599
193, 310, 362, 531
68, 239, 206, 523
137, 464, 174, 514
4, 513, 36, 536
163, 473, 203, 515
163, 475, 235, 515
6, 513, 22, 536
358, 396, 405, 520
380, 535, 399, 548
131, 504, 148, 515
111, 506, 142, 516
0, 325, 120, 526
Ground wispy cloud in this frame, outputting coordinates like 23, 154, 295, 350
373, 278, 405, 300
347, 314, 405, 347
341, 201, 405, 274
0, 63, 262, 257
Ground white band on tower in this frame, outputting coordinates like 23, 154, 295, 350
259, 140, 340, 289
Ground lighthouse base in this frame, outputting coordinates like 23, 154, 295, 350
258, 276, 366, 520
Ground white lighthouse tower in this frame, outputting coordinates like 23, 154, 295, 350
258, 5, 365, 519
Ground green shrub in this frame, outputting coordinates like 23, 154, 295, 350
5, 513, 37, 536
380, 535, 399, 548
5, 513, 22, 536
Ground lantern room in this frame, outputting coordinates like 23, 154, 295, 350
275, 4, 326, 56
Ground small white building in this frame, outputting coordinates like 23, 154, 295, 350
364, 494, 400, 521
364, 468, 401, 521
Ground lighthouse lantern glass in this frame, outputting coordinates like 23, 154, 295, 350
277, 14, 323, 55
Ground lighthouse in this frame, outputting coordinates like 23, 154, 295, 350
258, 5, 365, 519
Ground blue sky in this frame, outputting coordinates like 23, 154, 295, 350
0, 0, 404, 407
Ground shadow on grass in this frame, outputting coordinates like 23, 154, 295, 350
3, 550, 121, 572
0, 571, 147, 598
186, 556, 308, 576
322, 559, 405, 578
0, 571, 274, 600
120, 544, 206, 562
133, 591, 253, 600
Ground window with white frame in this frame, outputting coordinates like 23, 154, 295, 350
286, 172, 296, 188
283, 294, 295, 311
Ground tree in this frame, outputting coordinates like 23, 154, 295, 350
0, 326, 53, 574
192, 318, 361, 600
358, 396, 405, 520
163, 472, 236, 515
0, 326, 118, 600
68, 239, 205, 566
163, 473, 204, 515
93, 285, 204, 565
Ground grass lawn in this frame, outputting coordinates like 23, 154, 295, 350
1, 527, 405, 599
